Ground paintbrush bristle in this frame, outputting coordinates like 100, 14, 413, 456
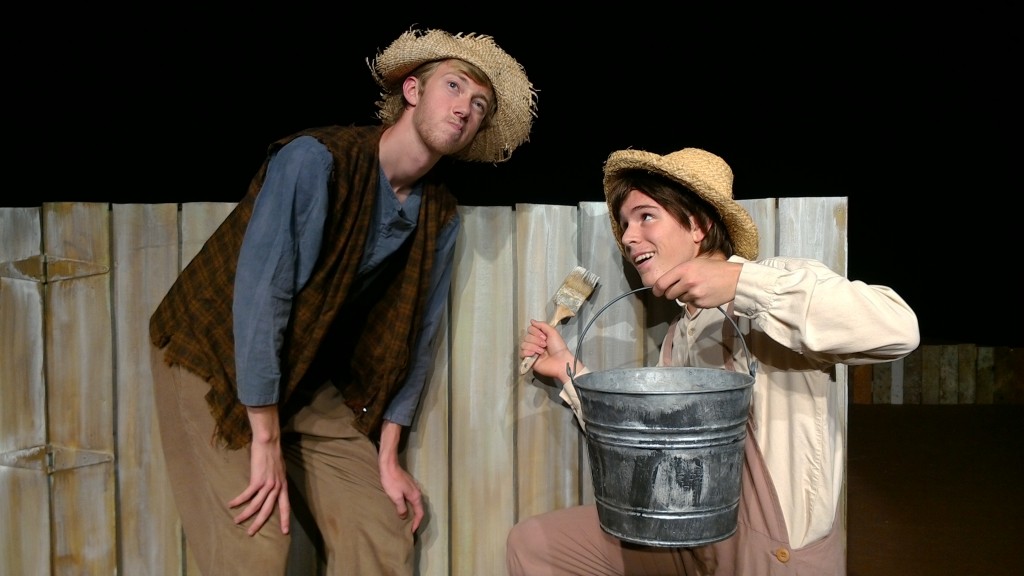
553, 266, 600, 312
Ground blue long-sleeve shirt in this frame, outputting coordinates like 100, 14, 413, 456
233, 135, 459, 426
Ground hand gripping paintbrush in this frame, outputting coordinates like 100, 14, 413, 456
520, 266, 600, 375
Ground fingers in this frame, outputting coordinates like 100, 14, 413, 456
409, 493, 425, 533
520, 320, 550, 358
229, 479, 289, 536
278, 491, 291, 535
245, 487, 279, 536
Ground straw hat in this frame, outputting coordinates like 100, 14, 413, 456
370, 28, 538, 163
603, 148, 759, 260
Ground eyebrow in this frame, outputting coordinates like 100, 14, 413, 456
446, 71, 493, 108
623, 201, 660, 217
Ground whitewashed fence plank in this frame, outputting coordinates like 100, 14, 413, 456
738, 198, 778, 261
450, 206, 516, 575
44, 202, 116, 575
113, 203, 183, 575
405, 309, 450, 576
514, 203, 582, 519
0, 206, 50, 576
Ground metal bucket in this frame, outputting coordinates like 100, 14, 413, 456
569, 287, 756, 547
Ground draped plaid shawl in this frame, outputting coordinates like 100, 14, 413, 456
150, 125, 459, 448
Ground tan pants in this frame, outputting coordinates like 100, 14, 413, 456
150, 344, 413, 576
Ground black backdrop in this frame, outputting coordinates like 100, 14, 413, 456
10, 6, 1020, 346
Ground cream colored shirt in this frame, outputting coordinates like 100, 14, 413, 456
562, 255, 919, 549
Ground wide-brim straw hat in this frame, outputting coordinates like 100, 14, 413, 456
603, 148, 759, 260
370, 28, 538, 163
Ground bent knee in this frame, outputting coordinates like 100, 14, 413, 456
506, 515, 550, 566
508, 516, 538, 551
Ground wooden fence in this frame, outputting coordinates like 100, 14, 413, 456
850, 345, 1023, 406
3, 197, 1013, 575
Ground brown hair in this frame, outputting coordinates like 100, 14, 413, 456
606, 170, 735, 258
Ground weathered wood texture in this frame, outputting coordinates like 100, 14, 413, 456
851, 343, 1023, 405
12, 196, 998, 575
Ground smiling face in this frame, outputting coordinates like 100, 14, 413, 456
405, 59, 494, 157
618, 188, 706, 286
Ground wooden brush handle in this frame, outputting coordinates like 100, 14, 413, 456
520, 305, 572, 375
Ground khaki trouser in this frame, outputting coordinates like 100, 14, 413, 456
150, 343, 413, 576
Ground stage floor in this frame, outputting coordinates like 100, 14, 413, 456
847, 404, 1023, 576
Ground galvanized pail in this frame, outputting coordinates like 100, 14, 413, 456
569, 287, 756, 547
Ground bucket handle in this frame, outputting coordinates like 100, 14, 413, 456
568, 286, 758, 383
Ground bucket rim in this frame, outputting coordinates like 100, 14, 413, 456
573, 366, 755, 394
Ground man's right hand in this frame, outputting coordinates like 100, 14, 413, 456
228, 405, 291, 536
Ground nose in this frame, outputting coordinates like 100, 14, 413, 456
453, 95, 471, 119
620, 223, 638, 247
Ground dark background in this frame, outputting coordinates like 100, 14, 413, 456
9, 6, 1020, 347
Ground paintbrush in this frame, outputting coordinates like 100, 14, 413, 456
520, 265, 600, 375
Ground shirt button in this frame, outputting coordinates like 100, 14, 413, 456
775, 548, 791, 563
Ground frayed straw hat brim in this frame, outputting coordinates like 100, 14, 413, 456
603, 148, 759, 260
370, 28, 537, 163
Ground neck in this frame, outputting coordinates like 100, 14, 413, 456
379, 123, 439, 202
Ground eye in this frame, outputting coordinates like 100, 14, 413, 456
472, 99, 488, 114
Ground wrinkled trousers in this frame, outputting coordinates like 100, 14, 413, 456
150, 343, 413, 576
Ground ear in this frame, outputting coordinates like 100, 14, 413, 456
402, 75, 420, 106
688, 215, 707, 243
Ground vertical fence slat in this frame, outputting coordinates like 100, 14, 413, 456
44, 202, 116, 574
922, 346, 941, 404
872, 363, 892, 404
738, 199, 778, 261
938, 345, 959, 405
513, 204, 583, 519
890, 357, 904, 405
903, 347, 923, 405
976, 347, 995, 404
994, 347, 1024, 404
1, 206, 50, 575
113, 203, 183, 575
450, 206, 516, 575
958, 344, 977, 404
405, 310, 450, 576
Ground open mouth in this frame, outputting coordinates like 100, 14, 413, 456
633, 252, 653, 266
